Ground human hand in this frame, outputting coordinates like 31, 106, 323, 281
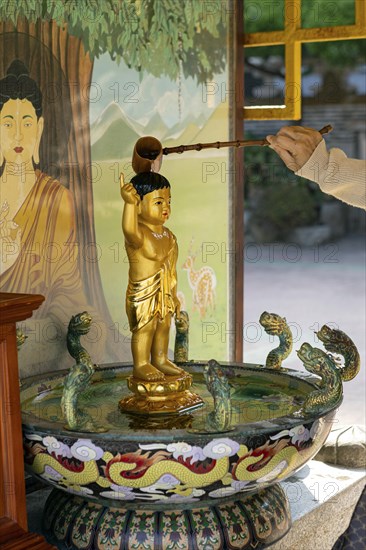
266, 126, 323, 172
120, 173, 140, 205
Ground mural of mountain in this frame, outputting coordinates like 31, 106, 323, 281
91, 103, 141, 142
162, 104, 228, 153
91, 103, 171, 159
91, 101, 222, 160
91, 103, 141, 159
144, 111, 169, 139
163, 122, 201, 150
189, 102, 229, 145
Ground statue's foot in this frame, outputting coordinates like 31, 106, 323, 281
133, 363, 165, 381
152, 358, 185, 377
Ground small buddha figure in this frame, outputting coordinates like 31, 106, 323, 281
120, 171, 185, 381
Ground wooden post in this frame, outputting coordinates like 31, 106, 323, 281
228, 0, 244, 362
0, 292, 55, 548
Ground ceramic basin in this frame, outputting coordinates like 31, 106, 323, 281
21, 362, 337, 506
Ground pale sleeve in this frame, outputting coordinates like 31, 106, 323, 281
295, 140, 366, 210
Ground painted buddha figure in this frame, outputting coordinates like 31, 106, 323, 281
0, 60, 103, 371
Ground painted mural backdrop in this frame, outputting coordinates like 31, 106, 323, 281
91, 55, 229, 361
0, 2, 230, 375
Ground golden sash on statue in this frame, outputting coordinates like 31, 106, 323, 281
126, 263, 175, 333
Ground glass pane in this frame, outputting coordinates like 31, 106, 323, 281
244, 0, 284, 33
302, 0, 355, 28
244, 46, 285, 106
302, 39, 366, 103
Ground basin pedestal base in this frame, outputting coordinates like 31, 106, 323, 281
42, 484, 291, 549
119, 372, 204, 415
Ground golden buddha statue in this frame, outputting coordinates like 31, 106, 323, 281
118, 139, 203, 414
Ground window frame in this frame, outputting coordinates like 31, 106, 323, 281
244, 0, 366, 120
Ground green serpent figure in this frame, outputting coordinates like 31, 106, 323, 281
297, 342, 343, 416
61, 312, 106, 433
174, 310, 189, 363
204, 359, 232, 432
259, 311, 293, 369
16, 328, 27, 350
316, 325, 360, 381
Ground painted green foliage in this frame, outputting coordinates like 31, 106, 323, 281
0, 0, 227, 82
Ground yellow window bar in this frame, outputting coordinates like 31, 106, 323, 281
244, 0, 366, 120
